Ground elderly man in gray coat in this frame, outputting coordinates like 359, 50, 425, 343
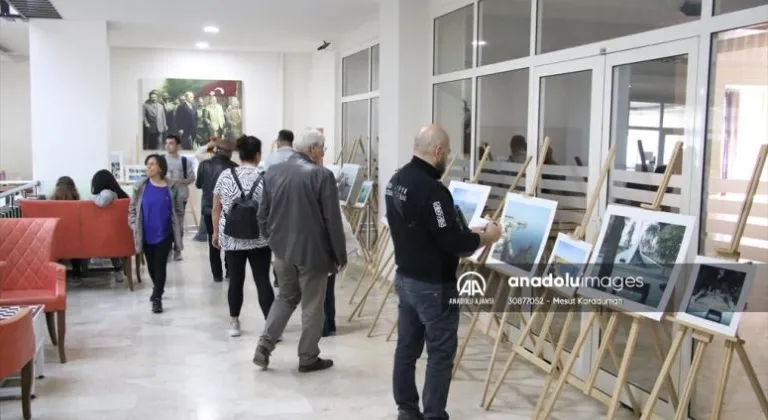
253, 128, 347, 373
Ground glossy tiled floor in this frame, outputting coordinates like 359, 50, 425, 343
0, 240, 634, 420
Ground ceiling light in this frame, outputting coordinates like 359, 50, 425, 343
473, 40, 487, 46
195, 41, 209, 49
203, 26, 219, 34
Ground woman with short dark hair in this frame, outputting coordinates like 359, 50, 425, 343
90, 169, 129, 207
212, 135, 274, 337
50, 176, 80, 200
128, 154, 183, 313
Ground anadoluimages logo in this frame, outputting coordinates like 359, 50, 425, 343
457, 271, 487, 297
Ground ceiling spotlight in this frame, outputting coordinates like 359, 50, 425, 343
203, 26, 219, 34
195, 41, 209, 49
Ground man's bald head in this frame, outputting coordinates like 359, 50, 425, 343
413, 124, 451, 176
414, 124, 449, 155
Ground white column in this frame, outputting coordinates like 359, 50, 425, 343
29, 21, 110, 194
378, 0, 431, 216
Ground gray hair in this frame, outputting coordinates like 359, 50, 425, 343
294, 128, 325, 153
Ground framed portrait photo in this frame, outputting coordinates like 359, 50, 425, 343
676, 256, 756, 337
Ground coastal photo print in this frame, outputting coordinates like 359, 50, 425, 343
580, 204, 695, 320
355, 181, 374, 208
486, 192, 558, 276
140, 78, 242, 151
543, 233, 593, 296
327, 163, 363, 205
676, 256, 756, 337
447, 181, 491, 228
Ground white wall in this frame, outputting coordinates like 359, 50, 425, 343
282, 53, 312, 135
110, 48, 283, 165
0, 60, 31, 180
309, 51, 338, 164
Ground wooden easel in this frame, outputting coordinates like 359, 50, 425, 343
482, 144, 617, 409
452, 141, 554, 380
534, 142, 685, 420
639, 143, 768, 420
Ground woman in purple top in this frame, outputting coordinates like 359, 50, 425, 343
128, 154, 184, 313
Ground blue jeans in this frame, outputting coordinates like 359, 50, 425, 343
393, 274, 459, 420
323, 274, 336, 336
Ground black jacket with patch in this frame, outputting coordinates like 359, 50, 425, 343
196, 154, 238, 215
385, 157, 481, 285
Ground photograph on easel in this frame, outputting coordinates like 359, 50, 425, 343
327, 163, 363, 205
676, 256, 756, 337
447, 180, 491, 228
355, 181, 374, 208
486, 192, 557, 276
580, 204, 695, 320
543, 233, 593, 296
125, 165, 147, 183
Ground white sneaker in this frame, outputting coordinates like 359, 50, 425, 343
228, 321, 241, 337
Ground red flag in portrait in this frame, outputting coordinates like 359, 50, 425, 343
198, 80, 240, 97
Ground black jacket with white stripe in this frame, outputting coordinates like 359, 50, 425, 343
385, 157, 481, 286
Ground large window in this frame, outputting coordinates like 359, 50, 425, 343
342, 49, 370, 96
433, 79, 473, 163
537, 0, 698, 54
476, 69, 529, 162
434, 5, 474, 75
714, 0, 768, 14
478, 0, 531, 65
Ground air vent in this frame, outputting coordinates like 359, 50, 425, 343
3, 0, 61, 19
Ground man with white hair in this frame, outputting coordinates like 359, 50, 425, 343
386, 124, 501, 420
253, 128, 347, 373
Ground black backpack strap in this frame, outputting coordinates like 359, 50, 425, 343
182, 156, 188, 178
246, 172, 264, 199
230, 168, 246, 198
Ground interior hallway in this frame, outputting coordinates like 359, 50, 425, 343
0, 240, 633, 420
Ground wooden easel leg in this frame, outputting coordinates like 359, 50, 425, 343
348, 254, 393, 322
452, 310, 481, 378
606, 318, 641, 420
586, 311, 620, 392
639, 327, 687, 420
650, 322, 680, 410
483, 306, 547, 410
710, 340, 736, 420
367, 278, 395, 337
480, 303, 512, 406
359, 260, 393, 316
533, 307, 575, 417
596, 314, 641, 415
386, 316, 398, 341
536, 311, 599, 420
674, 339, 709, 420
734, 341, 768, 418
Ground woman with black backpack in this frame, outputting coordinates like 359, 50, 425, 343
211, 135, 275, 337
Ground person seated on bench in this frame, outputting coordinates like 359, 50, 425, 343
50, 176, 87, 278
89, 169, 131, 280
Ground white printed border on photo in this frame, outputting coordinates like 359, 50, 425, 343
543, 233, 593, 297
327, 163, 364, 206
579, 204, 696, 321
125, 165, 147, 183
355, 181, 374, 208
485, 192, 558, 277
675, 255, 756, 338
447, 180, 492, 228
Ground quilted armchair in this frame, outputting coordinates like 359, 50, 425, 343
0, 218, 68, 363
0, 307, 36, 420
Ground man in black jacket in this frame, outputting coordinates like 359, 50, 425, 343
386, 124, 501, 420
195, 138, 237, 281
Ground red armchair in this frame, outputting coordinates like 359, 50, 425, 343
0, 218, 67, 363
0, 307, 35, 420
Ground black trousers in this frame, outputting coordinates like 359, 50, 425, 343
203, 214, 227, 279
143, 236, 173, 301
225, 247, 275, 318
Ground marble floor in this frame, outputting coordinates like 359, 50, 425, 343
0, 240, 635, 420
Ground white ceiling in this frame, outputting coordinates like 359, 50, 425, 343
0, 0, 380, 55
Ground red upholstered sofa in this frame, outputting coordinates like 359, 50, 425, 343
0, 218, 68, 363
19, 199, 141, 290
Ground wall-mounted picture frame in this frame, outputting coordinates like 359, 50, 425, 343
579, 204, 695, 321
676, 256, 756, 337
543, 233, 594, 297
355, 181, 374, 208
447, 180, 491, 228
109, 151, 124, 182
125, 165, 147, 183
486, 192, 558, 276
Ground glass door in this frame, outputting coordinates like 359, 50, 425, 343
526, 56, 606, 379
592, 37, 700, 418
